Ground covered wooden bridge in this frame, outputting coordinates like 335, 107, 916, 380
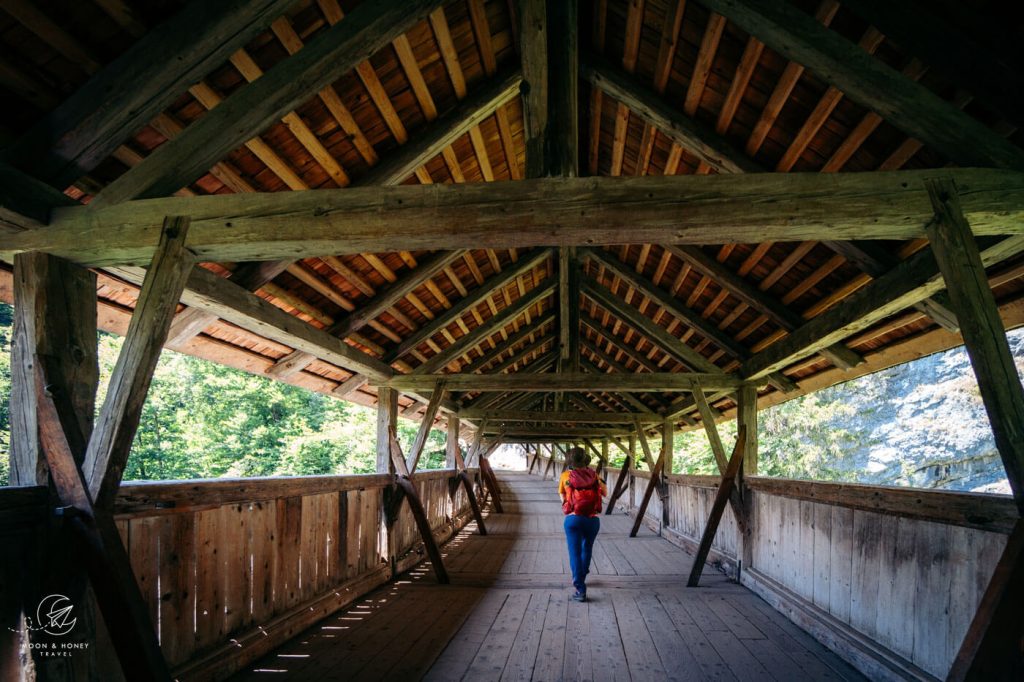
1, 0, 1023, 680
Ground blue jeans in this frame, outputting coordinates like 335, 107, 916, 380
564, 514, 600, 594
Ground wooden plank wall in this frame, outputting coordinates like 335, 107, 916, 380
530, 458, 1014, 679
744, 488, 1008, 679
108, 469, 474, 676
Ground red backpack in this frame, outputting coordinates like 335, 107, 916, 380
563, 468, 603, 516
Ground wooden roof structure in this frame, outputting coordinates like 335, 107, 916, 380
2, 0, 1024, 439
3, 2, 1024, 680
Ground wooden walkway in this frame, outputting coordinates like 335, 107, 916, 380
229, 473, 865, 681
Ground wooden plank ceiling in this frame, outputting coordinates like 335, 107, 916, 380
1, 0, 1023, 432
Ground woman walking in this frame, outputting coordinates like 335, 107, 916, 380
559, 447, 607, 602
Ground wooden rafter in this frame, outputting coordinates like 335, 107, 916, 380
582, 54, 762, 174
91, 0, 446, 206
701, 0, 1024, 170
741, 235, 1024, 381
663, 245, 863, 371
413, 277, 556, 374
3, 0, 293, 188
267, 250, 467, 379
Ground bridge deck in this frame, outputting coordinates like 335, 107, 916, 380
229, 472, 864, 681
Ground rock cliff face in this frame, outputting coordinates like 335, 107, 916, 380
816, 329, 1024, 494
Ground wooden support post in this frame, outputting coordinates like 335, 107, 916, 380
661, 419, 674, 474
376, 387, 398, 473
688, 427, 747, 587
446, 413, 459, 468
926, 178, 1024, 513
599, 438, 609, 479
661, 419, 674, 525
605, 454, 632, 515
84, 217, 195, 509
543, 447, 555, 479
736, 384, 758, 477
630, 453, 665, 538
11, 252, 100, 679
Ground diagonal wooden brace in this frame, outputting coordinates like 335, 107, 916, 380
630, 452, 666, 538
688, 426, 747, 587
36, 367, 170, 681
605, 455, 632, 515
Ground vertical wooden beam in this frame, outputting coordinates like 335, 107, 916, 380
661, 418, 674, 474
688, 426, 747, 587
11, 253, 100, 679
376, 387, 398, 473
446, 413, 460, 468
520, 0, 577, 177
11, 253, 98, 485
736, 384, 758, 476
558, 246, 571, 365
548, 0, 578, 177
519, 0, 548, 179
926, 178, 1024, 513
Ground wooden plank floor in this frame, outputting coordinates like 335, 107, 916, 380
228, 472, 865, 681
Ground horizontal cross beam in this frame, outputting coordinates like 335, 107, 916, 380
10, 170, 1024, 267
384, 372, 747, 392
459, 409, 663, 423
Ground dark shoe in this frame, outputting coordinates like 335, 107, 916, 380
571, 591, 587, 602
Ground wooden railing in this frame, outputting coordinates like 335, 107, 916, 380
2, 468, 479, 682
534, 457, 1017, 681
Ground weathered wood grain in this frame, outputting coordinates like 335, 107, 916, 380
91, 0, 447, 205
700, 0, 1024, 170
3, 0, 294, 188
85, 217, 195, 509
12, 170, 1024, 267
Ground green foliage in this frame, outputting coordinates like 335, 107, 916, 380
0, 302, 446, 484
